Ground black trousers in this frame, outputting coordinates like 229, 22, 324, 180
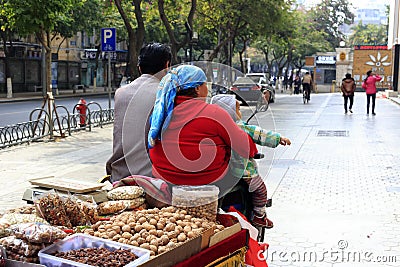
302, 83, 311, 100
366, 93, 376, 113
343, 95, 354, 111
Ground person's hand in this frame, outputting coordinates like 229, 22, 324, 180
279, 136, 291, 146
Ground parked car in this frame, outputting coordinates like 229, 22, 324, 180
211, 83, 229, 96
229, 77, 264, 105
245, 73, 275, 103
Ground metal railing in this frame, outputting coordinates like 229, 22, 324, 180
0, 101, 114, 149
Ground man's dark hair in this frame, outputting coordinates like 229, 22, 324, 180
345, 73, 352, 79
138, 43, 172, 74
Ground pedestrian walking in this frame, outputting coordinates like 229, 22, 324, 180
362, 70, 382, 116
302, 72, 312, 101
293, 75, 301, 94
340, 73, 356, 114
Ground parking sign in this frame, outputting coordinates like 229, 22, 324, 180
101, 28, 116, 52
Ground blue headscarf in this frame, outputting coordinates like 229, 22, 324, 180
148, 65, 207, 148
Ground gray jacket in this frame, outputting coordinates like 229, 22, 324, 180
106, 74, 160, 181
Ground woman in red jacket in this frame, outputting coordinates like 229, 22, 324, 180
362, 70, 382, 115
148, 65, 257, 194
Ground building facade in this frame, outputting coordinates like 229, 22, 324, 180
0, 32, 127, 94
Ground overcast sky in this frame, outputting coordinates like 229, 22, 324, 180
299, 0, 390, 9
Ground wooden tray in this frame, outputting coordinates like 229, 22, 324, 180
29, 176, 104, 193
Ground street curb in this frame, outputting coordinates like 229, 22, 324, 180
388, 96, 400, 106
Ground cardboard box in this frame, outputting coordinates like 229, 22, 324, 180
208, 213, 242, 247
138, 227, 214, 267
209, 222, 241, 247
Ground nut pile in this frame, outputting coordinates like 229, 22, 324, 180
5, 206, 36, 215
35, 193, 72, 228
107, 186, 144, 200
0, 213, 48, 238
0, 222, 67, 263
77, 199, 100, 225
53, 247, 138, 267
10, 223, 67, 244
172, 185, 219, 222
97, 198, 146, 215
83, 206, 224, 257
35, 193, 100, 227
64, 198, 87, 227
0, 235, 44, 263
172, 201, 218, 222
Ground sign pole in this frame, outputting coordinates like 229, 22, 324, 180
108, 53, 112, 111
101, 27, 116, 115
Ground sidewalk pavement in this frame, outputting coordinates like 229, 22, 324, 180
261, 92, 400, 267
0, 124, 113, 211
0, 91, 400, 266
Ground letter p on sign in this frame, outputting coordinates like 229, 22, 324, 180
101, 28, 116, 52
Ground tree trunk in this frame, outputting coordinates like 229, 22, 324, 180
239, 38, 247, 73
45, 32, 52, 93
0, 31, 10, 93
132, 0, 144, 78
114, 0, 144, 79
158, 0, 196, 65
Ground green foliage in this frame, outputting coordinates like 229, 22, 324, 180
1, 0, 363, 81
196, 0, 288, 64
7, 0, 74, 36
348, 21, 388, 46
254, 6, 331, 73
98, 1, 129, 43
0, 0, 12, 32
152, 0, 192, 43
309, 0, 354, 49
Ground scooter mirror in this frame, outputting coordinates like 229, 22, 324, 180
256, 89, 271, 113
247, 92, 270, 124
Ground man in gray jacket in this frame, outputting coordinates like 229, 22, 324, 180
106, 43, 172, 182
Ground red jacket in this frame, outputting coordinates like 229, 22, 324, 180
362, 75, 382, 94
150, 96, 258, 185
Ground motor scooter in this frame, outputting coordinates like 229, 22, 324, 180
102, 90, 273, 241
218, 90, 272, 242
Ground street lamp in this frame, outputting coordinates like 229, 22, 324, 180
339, 40, 346, 47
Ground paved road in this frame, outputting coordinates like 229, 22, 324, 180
0, 95, 114, 127
0, 91, 399, 266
